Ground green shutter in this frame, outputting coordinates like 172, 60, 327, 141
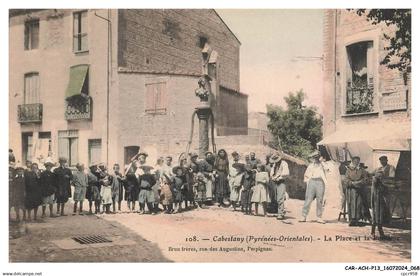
65, 65, 89, 99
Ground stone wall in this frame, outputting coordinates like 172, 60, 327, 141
117, 9, 241, 91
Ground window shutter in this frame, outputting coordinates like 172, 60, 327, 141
145, 84, 155, 112
58, 137, 69, 161
70, 138, 78, 166
31, 22, 39, 49
157, 82, 167, 110
24, 73, 40, 104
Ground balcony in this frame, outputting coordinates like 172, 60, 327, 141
65, 96, 92, 121
346, 84, 374, 114
18, 103, 43, 123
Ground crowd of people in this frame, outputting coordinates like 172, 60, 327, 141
8, 147, 396, 240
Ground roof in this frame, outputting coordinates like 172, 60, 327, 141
219, 85, 248, 97
212, 10, 241, 45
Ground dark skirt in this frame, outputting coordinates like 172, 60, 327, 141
347, 187, 371, 221
173, 189, 184, 203
86, 185, 101, 202
371, 185, 391, 225
25, 184, 42, 209
240, 189, 253, 206
214, 171, 229, 200
11, 177, 26, 208
126, 185, 139, 202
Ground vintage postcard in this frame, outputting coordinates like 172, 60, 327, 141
4, 5, 415, 271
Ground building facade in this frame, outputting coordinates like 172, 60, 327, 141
320, 9, 411, 217
9, 9, 248, 168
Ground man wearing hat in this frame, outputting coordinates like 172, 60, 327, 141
54, 157, 73, 216
377, 155, 396, 181
269, 152, 290, 220
40, 158, 57, 218
300, 150, 328, 224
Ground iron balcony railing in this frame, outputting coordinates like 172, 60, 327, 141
18, 103, 43, 123
65, 96, 92, 120
346, 84, 374, 114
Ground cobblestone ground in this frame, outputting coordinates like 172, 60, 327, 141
9, 199, 410, 262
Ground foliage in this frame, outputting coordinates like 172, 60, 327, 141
267, 90, 323, 159
353, 9, 411, 83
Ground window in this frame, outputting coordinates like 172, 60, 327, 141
22, 132, 33, 163
145, 82, 167, 114
124, 146, 139, 165
345, 41, 375, 114
88, 139, 102, 166
36, 132, 52, 161
73, 11, 88, 52
58, 130, 78, 166
24, 72, 40, 104
24, 20, 39, 50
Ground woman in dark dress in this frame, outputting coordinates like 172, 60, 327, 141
214, 149, 229, 207
343, 156, 371, 226
24, 163, 42, 221
10, 165, 26, 221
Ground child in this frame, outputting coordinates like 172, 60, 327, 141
160, 175, 173, 213
72, 163, 88, 215
40, 159, 57, 218
125, 161, 140, 212
100, 174, 113, 214
86, 165, 101, 214
138, 165, 156, 214
241, 165, 255, 215
172, 166, 186, 213
111, 164, 124, 213
251, 164, 270, 217
194, 172, 207, 208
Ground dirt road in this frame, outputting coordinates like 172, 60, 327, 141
9, 199, 410, 262
101, 199, 411, 262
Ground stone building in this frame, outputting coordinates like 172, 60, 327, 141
320, 10, 411, 218
9, 9, 248, 168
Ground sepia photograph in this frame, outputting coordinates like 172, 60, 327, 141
2, 2, 417, 273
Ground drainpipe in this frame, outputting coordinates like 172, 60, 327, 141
333, 9, 337, 132
94, 10, 111, 167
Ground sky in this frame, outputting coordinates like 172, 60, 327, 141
216, 9, 324, 113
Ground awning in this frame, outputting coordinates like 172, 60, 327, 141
318, 122, 411, 172
65, 65, 89, 99
318, 122, 411, 150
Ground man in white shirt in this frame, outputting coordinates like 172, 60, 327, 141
269, 152, 290, 220
300, 150, 328, 224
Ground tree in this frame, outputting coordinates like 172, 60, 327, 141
267, 90, 323, 159
353, 9, 411, 83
